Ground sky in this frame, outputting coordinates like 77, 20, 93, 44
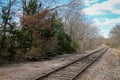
82, 0, 120, 38
0, 0, 120, 38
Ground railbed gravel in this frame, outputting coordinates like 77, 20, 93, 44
0, 52, 89, 80
0, 47, 103, 80
75, 48, 120, 80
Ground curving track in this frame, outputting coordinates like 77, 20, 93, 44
36, 47, 109, 80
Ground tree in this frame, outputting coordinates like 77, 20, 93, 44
0, 0, 34, 60
109, 25, 120, 47
0, 0, 102, 62
0, 0, 16, 55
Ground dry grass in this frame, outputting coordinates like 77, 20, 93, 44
114, 47, 120, 59
76, 48, 120, 80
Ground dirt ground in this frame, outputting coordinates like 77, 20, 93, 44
0, 47, 119, 80
76, 48, 120, 80
0, 52, 89, 80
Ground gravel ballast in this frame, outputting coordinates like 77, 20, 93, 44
0, 47, 104, 80
76, 48, 120, 80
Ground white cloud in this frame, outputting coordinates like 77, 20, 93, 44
100, 29, 110, 38
92, 17, 120, 37
92, 17, 120, 29
103, 18, 120, 27
84, 0, 98, 6
16, 11, 23, 16
83, 0, 120, 15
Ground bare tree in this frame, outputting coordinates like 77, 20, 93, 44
109, 25, 120, 47
0, 0, 16, 54
56, 0, 102, 51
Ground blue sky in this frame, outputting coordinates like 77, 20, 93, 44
82, 0, 120, 38
0, 0, 120, 38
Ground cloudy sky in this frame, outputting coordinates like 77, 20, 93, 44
83, 0, 120, 38
0, 0, 119, 38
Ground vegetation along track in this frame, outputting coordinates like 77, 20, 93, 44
36, 47, 109, 80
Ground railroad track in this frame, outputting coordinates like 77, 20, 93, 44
36, 47, 109, 80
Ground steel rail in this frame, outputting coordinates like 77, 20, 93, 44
71, 47, 109, 80
35, 47, 107, 80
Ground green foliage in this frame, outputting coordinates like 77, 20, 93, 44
71, 40, 79, 49
57, 32, 75, 53
0, 3, 12, 54
15, 30, 33, 53
0, 0, 78, 62
41, 29, 55, 38
0, 2, 33, 60
50, 14, 77, 53
0, 21, 33, 60
22, 0, 42, 14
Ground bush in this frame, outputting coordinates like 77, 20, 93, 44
0, 0, 78, 62
57, 32, 76, 53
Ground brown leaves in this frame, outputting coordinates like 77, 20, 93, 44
21, 9, 53, 30
20, 9, 57, 53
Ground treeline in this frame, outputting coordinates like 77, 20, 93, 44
107, 25, 120, 48
0, 0, 104, 62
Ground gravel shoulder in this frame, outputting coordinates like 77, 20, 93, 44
0, 52, 90, 80
76, 48, 120, 80
0, 47, 104, 80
